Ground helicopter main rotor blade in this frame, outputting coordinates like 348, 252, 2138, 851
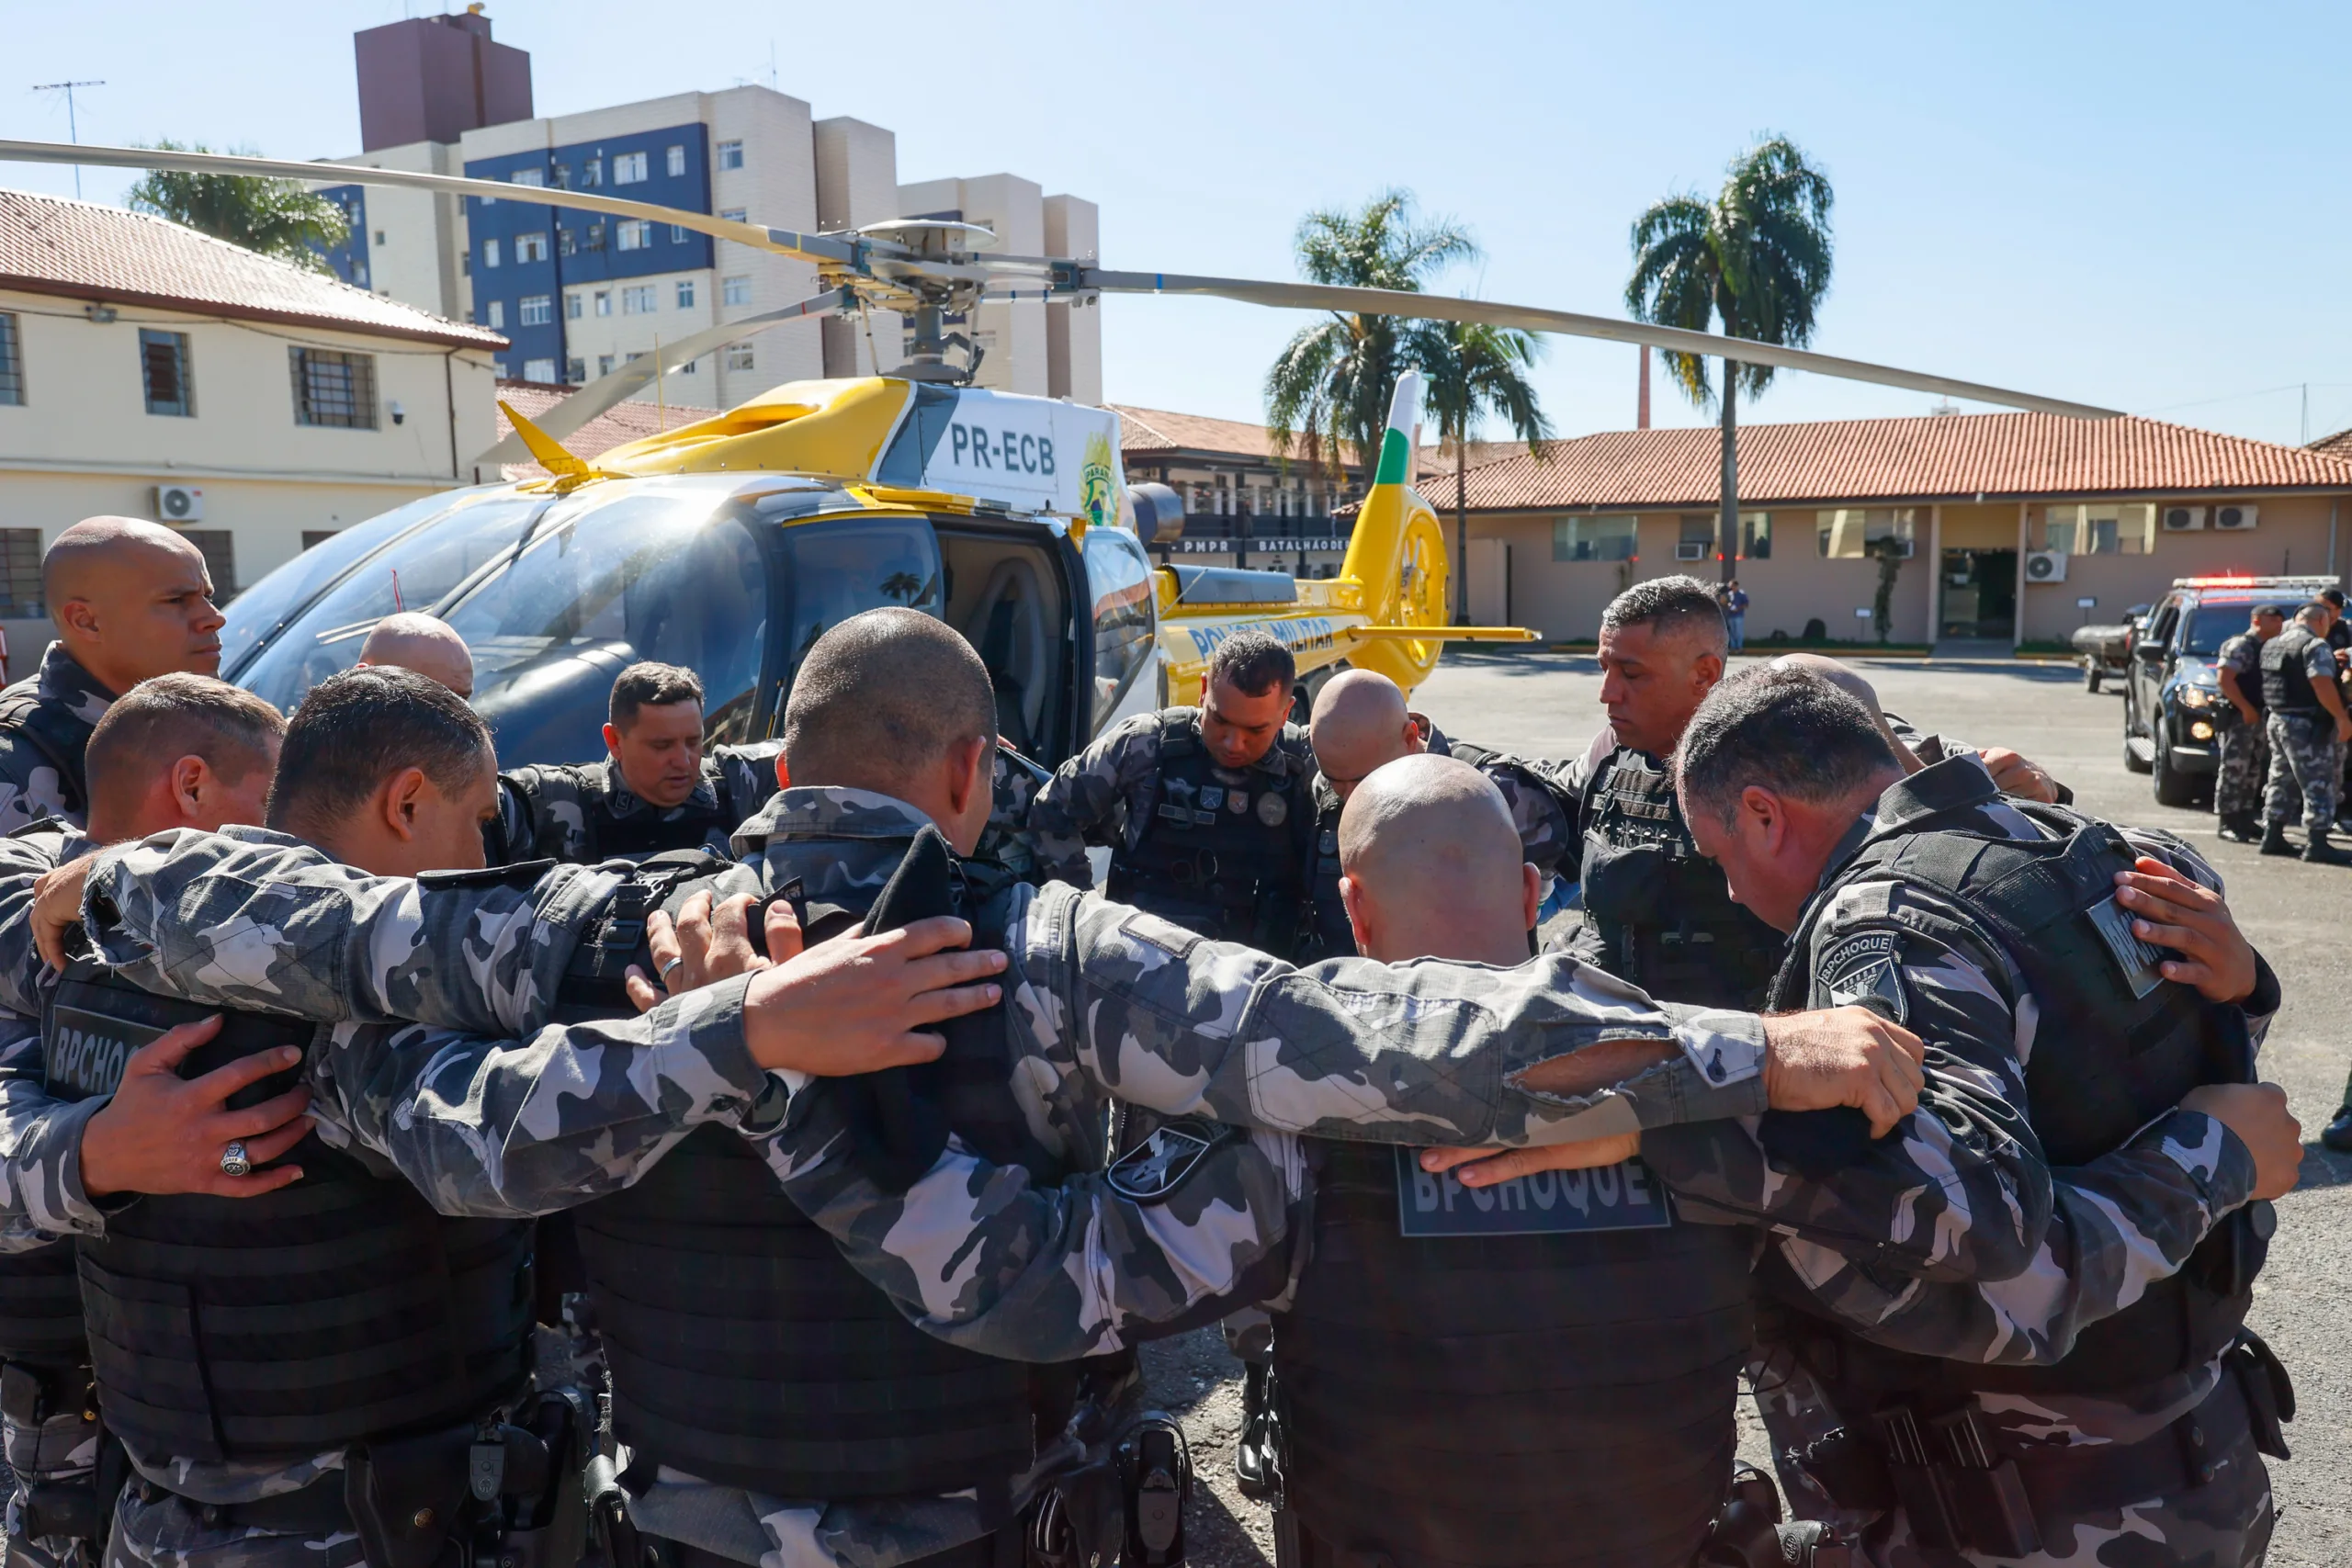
1081, 271, 2121, 420
467, 288, 846, 474
0, 139, 863, 267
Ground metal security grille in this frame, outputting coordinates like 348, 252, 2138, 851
140, 329, 193, 416
0, 530, 41, 616
289, 347, 378, 429
0, 313, 22, 405
180, 529, 237, 603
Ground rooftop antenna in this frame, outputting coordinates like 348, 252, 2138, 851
28, 81, 102, 197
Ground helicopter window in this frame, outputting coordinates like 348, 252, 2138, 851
938, 531, 1069, 764
232, 492, 543, 711
775, 517, 943, 682
445, 491, 770, 760
1082, 526, 1154, 734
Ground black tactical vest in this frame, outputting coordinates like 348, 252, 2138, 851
1106, 712, 1312, 953
0, 683, 95, 823
1762, 800, 2263, 1397
565, 841, 1065, 1506
505, 761, 750, 864
1574, 749, 1782, 1009
2220, 634, 2268, 719
1273, 1140, 1754, 1568
2260, 626, 2324, 715
44, 962, 534, 1462
1299, 782, 1353, 964
0, 1244, 86, 1372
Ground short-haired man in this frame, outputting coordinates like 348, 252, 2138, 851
1296, 668, 1577, 959
1672, 664, 2294, 1565
1030, 627, 1318, 953
485, 660, 785, 863
2256, 602, 2352, 863
2212, 604, 2286, 843
354, 611, 474, 698
0, 519, 226, 833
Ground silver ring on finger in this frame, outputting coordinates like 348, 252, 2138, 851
660, 957, 684, 980
220, 1142, 253, 1179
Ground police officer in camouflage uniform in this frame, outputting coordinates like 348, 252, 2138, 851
1670, 665, 2298, 1568
484, 660, 786, 863
1029, 628, 1317, 954
2256, 602, 2352, 863
0, 520, 228, 835
2211, 604, 2283, 843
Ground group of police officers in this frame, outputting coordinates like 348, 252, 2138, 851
0, 514, 2312, 1568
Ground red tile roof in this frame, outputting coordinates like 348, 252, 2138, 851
2310, 426, 2352, 463
493, 381, 720, 479
0, 186, 503, 349
1111, 404, 1363, 469
1408, 412, 2352, 513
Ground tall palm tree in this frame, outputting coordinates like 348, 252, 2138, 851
1265, 191, 1476, 501
128, 140, 351, 273
1413, 319, 1550, 622
1624, 136, 1833, 581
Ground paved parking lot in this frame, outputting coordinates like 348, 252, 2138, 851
1155, 648, 2352, 1567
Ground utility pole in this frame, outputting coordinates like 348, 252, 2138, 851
29, 81, 103, 197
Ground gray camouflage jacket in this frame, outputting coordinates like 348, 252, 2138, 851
0, 644, 115, 836
486, 741, 786, 864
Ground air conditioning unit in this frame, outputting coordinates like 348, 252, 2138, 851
2024, 549, 2069, 584
2162, 506, 2206, 532
154, 484, 204, 522
2213, 503, 2259, 531
1674, 540, 1707, 561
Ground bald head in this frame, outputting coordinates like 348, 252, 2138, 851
1769, 653, 1918, 772
357, 614, 475, 699
1309, 670, 1421, 797
40, 517, 224, 693
1337, 754, 1537, 965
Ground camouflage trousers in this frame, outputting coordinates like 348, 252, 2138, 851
1750, 1356, 2274, 1568
2212, 717, 2270, 819
6, 1407, 99, 1568
100, 1491, 361, 1568
2262, 711, 2346, 832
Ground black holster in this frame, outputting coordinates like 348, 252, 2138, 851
345, 1390, 592, 1568
1026, 1410, 1190, 1568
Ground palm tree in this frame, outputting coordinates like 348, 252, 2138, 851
1413, 319, 1550, 622
1624, 136, 1833, 581
127, 141, 351, 273
1265, 191, 1476, 501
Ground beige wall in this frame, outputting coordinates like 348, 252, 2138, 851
2013, 493, 2342, 641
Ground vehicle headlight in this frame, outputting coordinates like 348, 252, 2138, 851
2177, 685, 2215, 708
2190, 720, 2215, 740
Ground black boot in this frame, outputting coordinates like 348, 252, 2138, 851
2324, 1108, 2352, 1154
1233, 1359, 1272, 1500
2304, 829, 2352, 865
2218, 811, 2261, 843
2259, 821, 2296, 856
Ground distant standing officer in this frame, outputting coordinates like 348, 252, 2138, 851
0, 519, 226, 833
2256, 603, 2352, 863
2212, 604, 2283, 843
1030, 628, 1317, 953
354, 612, 474, 698
1718, 578, 1751, 651
485, 660, 784, 863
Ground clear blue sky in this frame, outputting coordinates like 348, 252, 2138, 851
8, 1, 2348, 446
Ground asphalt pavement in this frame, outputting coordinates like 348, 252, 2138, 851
1153, 646, 2352, 1567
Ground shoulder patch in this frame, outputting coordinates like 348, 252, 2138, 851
2084, 895, 2166, 999
1107, 1118, 1243, 1202
1817, 929, 1908, 1023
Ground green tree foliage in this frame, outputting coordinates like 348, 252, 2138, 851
127, 141, 351, 274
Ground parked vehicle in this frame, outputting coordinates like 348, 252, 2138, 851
2072, 604, 2149, 692
2121, 576, 2340, 806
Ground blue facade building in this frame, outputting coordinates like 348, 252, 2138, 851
317, 186, 370, 290
464, 125, 712, 381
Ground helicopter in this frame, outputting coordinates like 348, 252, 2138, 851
0, 139, 2120, 776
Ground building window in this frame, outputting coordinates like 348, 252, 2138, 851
139, 329, 194, 417
182, 531, 236, 602
0, 530, 41, 617
515, 231, 548, 264
1742, 512, 1772, 559
523, 356, 557, 383
593, 291, 611, 317
666, 143, 686, 178
616, 220, 652, 252
671, 224, 689, 243
518, 295, 553, 326
566, 357, 587, 384
613, 151, 649, 186
719, 208, 747, 224
621, 285, 656, 315
725, 344, 754, 372
597, 355, 615, 377
288, 346, 378, 429
551, 163, 571, 190
1816, 508, 1917, 558
482, 238, 501, 268
675, 279, 696, 309
722, 275, 751, 306
300, 530, 340, 553
1551, 514, 1638, 562
717, 140, 744, 170
373, 229, 387, 247
581, 157, 603, 188
459, 251, 469, 276
584, 222, 605, 252
484, 299, 505, 330
558, 228, 578, 257
678, 359, 696, 375
2043, 502, 2155, 556
1677, 514, 1716, 562
0, 312, 21, 405
510, 168, 544, 188
565, 292, 583, 321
